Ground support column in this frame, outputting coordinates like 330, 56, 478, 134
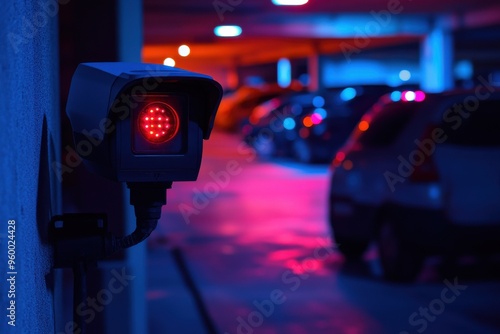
420, 17, 454, 92
118, 0, 143, 62
308, 54, 327, 92
117, 1, 147, 334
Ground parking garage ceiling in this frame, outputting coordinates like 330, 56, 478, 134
143, 0, 500, 66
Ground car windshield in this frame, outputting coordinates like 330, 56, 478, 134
441, 99, 500, 147
354, 102, 420, 148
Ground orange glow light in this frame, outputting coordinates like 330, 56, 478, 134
358, 120, 370, 132
303, 116, 313, 128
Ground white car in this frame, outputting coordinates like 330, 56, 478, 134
328, 88, 500, 281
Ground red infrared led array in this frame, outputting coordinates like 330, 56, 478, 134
137, 102, 179, 143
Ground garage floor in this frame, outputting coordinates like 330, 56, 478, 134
147, 131, 500, 334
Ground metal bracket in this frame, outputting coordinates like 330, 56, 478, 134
50, 213, 111, 268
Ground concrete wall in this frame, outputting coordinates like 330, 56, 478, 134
0, 1, 61, 333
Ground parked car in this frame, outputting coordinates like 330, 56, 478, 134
244, 85, 399, 163
328, 89, 500, 281
291, 85, 399, 163
242, 91, 327, 158
215, 83, 303, 132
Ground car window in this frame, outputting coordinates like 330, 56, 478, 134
356, 102, 419, 148
441, 100, 500, 147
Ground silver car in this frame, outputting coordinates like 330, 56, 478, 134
328, 87, 500, 281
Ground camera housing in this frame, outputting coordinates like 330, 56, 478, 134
66, 62, 223, 182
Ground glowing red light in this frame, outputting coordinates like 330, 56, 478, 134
336, 151, 346, 162
138, 102, 179, 143
332, 151, 346, 168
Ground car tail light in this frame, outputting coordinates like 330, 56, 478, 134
331, 151, 346, 168
357, 120, 370, 132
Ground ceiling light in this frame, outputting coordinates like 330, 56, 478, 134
340, 87, 357, 101
214, 25, 242, 37
272, 0, 308, 5
277, 58, 291, 88
178, 45, 190, 57
163, 58, 175, 67
399, 70, 411, 81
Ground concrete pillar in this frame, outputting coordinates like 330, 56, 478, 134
308, 54, 327, 92
116, 1, 147, 334
118, 0, 143, 62
420, 17, 454, 92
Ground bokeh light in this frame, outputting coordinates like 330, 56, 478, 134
163, 57, 175, 67
178, 45, 190, 57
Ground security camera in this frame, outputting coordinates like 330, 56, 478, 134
62, 62, 222, 253
66, 62, 223, 183
53, 63, 222, 332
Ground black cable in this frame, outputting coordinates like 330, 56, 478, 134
172, 247, 218, 334
110, 182, 171, 253
73, 262, 87, 334
114, 204, 161, 249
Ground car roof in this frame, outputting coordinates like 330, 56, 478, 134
364, 88, 500, 124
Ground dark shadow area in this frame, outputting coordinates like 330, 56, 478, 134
438, 255, 500, 282
37, 115, 57, 300
37, 115, 51, 245
338, 258, 374, 279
